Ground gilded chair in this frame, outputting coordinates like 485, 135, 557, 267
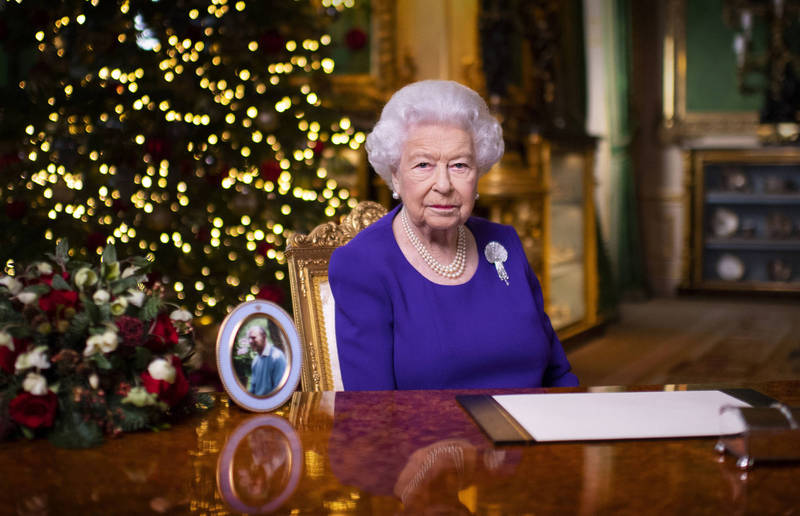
285, 200, 387, 391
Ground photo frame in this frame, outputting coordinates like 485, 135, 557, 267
217, 414, 303, 513
216, 300, 302, 412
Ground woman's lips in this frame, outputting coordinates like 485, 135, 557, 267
429, 204, 456, 210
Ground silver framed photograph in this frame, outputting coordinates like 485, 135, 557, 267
216, 300, 302, 412
217, 414, 302, 513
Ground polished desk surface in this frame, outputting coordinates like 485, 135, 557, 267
2, 381, 799, 515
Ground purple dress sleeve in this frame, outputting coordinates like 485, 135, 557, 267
329, 236, 397, 390
521, 245, 579, 387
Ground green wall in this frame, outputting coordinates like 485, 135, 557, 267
685, 0, 763, 112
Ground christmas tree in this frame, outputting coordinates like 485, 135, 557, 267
0, 0, 367, 323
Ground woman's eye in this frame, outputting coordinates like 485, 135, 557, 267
451, 162, 469, 170
414, 162, 431, 169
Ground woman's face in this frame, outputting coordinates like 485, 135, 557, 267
392, 123, 477, 236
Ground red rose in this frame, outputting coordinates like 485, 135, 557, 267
9, 391, 58, 429
0, 337, 30, 374
116, 315, 145, 347
38, 289, 79, 315
141, 355, 189, 407
146, 313, 179, 352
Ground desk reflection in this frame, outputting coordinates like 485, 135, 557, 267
217, 414, 302, 514
326, 391, 521, 514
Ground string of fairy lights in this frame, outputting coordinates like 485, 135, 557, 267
5, 0, 366, 320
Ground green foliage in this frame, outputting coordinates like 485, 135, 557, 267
117, 404, 149, 433
50, 274, 71, 291
90, 354, 113, 371
110, 276, 140, 296
23, 284, 50, 296
64, 311, 91, 348
133, 346, 153, 371
140, 297, 162, 321
55, 239, 70, 263
101, 246, 117, 266
48, 410, 104, 449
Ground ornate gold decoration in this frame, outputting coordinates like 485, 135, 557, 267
288, 200, 386, 248
285, 201, 387, 391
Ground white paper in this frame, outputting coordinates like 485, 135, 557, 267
493, 390, 750, 441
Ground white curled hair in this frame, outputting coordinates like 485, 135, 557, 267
365, 80, 504, 187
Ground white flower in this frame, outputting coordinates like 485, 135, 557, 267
122, 266, 140, 279
93, 289, 110, 304
0, 276, 23, 295
169, 309, 192, 323
85, 330, 119, 356
99, 330, 119, 353
89, 373, 99, 390
126, 289, 146, 307
35, 262, 53, 276
122, 386, 158, 407
147, 357, 176, 384
0, 331, 13, 350
22, 372, 49, 396
110, 296, 128, 316
15, 346, 50, 372
16, 292, 38, 305
74, 267, 98, 290
84, 334, 103, 356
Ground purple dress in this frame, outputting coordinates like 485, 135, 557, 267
328, 205, 578, 391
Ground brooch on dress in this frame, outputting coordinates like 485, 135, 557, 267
484, 241, 509, 286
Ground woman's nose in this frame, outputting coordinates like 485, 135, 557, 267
432, 163, 452, 191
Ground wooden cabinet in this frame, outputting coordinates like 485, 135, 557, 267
478, 134, 598, 339
685, 148, 800, 292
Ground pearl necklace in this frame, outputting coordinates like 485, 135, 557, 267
401, 208, 466, 279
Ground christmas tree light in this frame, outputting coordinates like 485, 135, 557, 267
0, 0, 365, 323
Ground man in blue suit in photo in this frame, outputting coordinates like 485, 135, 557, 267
248, 325, 287, 396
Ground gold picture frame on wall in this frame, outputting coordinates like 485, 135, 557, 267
662, 0, 759, 139
324, 0, 403, 113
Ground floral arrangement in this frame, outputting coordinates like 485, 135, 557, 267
0, 241, 212, 448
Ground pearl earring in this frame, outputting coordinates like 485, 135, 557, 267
474, 193, 480, 200
392, 191, 400, 200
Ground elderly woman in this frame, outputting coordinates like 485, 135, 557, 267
328, 80, 578, 390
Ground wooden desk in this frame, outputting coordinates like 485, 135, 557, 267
2, 382, 799, 514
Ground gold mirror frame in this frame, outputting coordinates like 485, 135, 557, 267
326, 0, 405, 113
662, 0, 759, 140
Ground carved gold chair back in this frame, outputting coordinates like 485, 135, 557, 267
285, 200, 387, 391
